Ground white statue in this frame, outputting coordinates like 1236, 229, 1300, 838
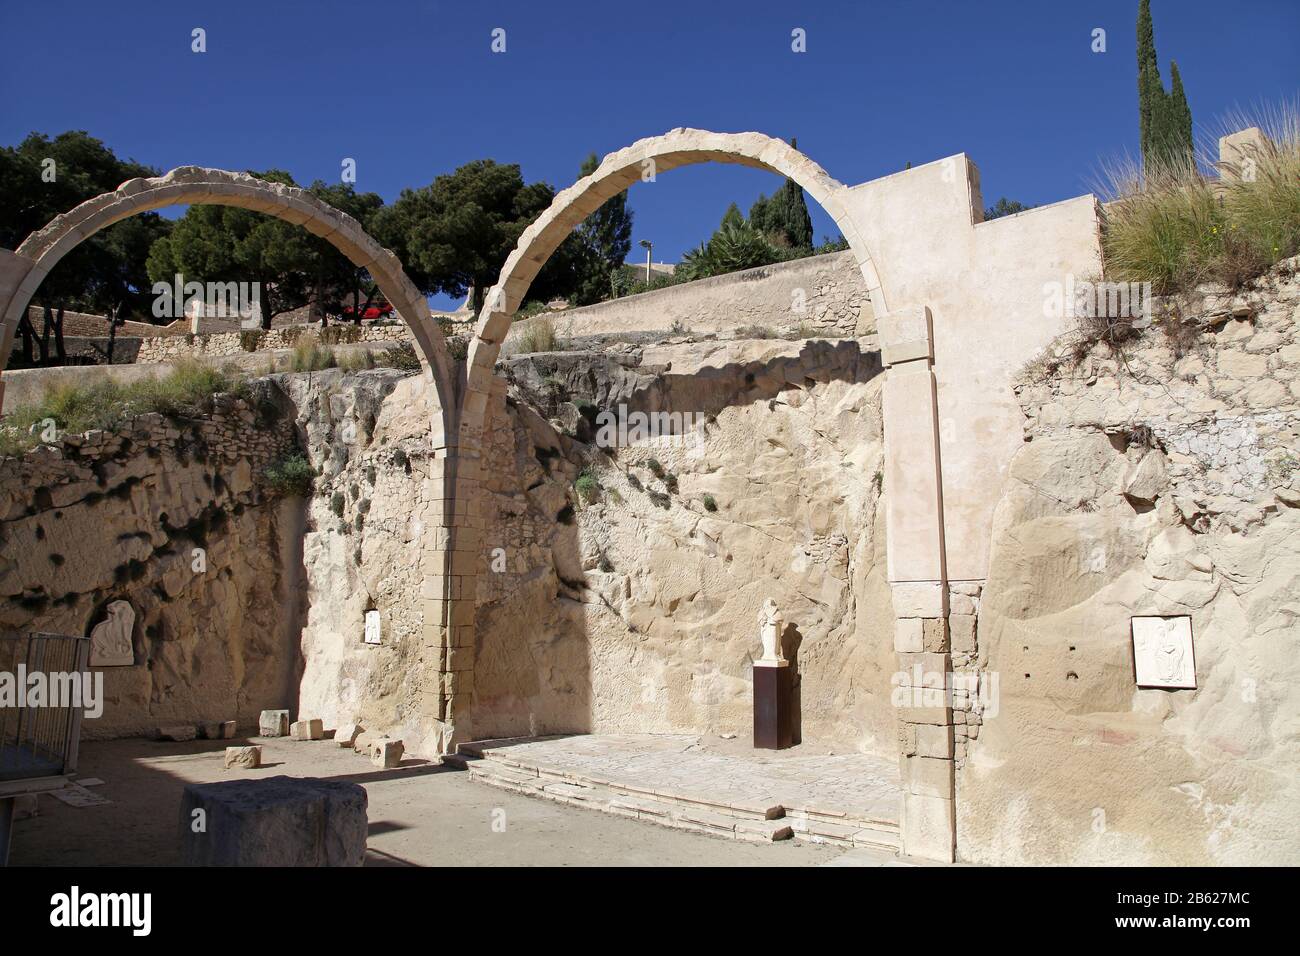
90, 600, 135, 667
756, 599, 786, 664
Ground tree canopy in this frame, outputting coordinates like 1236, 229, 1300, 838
145, 173, 386, 328
0, 131, 169, 316
373, 160, 553, 314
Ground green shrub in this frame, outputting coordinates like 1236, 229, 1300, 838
447, 336, 469, 361
515, 300, 553, 320
574, 470, 600, 504
337, 349, 377, 373
290, 338, 337, 372
262, 453, 316, 497
0, 359, 244, 458
647, 490, 671, 509
646, 458, 665, 478
734, 324, 776, 339
373, 341, 422, 373
319, 324, 362, 346
239, 330, 266, 352
1101, 105, 1300, 294
662, 472, 679, 494
512, 317, 559, 354
331, 490, 346, 518
702, 494, 718, 512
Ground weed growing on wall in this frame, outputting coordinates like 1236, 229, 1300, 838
0, 360, 245, 457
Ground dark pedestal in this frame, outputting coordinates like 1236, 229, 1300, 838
753, 662, 793, 749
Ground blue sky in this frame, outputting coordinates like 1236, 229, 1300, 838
2, 0, 1296, 307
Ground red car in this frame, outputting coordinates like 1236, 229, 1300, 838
342, 300, 395, 321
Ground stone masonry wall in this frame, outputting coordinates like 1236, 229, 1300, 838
136, 323, 411, 364
512, 251, 873, 345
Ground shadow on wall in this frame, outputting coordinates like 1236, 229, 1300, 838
0, 395, 308, 740
472, 338, 892, 749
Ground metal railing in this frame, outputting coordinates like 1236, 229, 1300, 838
0, 633, 91, 783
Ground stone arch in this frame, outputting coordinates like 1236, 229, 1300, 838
0, 166, 454, 410
460, 128, 890, 429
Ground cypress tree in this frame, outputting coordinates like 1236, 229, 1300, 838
1136, 0, 1195, 172
1167, 61, 1194, 168
1136, 0, 1161, 164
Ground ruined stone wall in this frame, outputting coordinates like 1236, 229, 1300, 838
511, 251, 872, 345
0, 385, 304, 738
136, 323, 411, 364
960, 260, 1300, 865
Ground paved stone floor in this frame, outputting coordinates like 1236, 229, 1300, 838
7, 736, 906, 867
471, 733, 902, 823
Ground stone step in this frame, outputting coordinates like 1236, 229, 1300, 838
786, 816, 901, 851
457, 742, 786, 822
447, 739, 894, 851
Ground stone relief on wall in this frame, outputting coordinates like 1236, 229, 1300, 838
364, 609, 381, 646
89, 600, 135, 667
1131, 615, 1196, 689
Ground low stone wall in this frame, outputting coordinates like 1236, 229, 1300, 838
136, 323, 412, 364
513, 251, 873, 344
24, 306, 186, 338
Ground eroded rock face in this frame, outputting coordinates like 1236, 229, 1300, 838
473, 339, 898, 753
961, 261, 1300, 865
0, 383, 304, 739
289, 339, 900, 759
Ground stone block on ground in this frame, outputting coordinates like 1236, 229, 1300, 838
224, 745, 262, 770
259, 709, 290, 737
335, 723, 362, 748
371, 739, 404, 768
14, 793, 39, 820
290, 718, 324, 741
178, 776, 368, 866
200, 720, 237, 740
353, 730, 376, 754
158, 724, 197, 742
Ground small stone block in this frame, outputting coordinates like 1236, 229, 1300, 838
291, 718, 324, 741
224, 745, 262, 770
371, 739, 404, 768
259, 709, 290, 737
335, 723, 362, 748
200, 720, 238, 740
